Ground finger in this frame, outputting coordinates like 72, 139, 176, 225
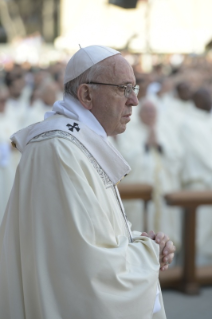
163, 241, 175, 255
160, 234, 169, 248
147, 230, 155, 240
163, 234, 170, 243
163, 252, 175, 264
155, 232, 164, 244
161, 234, 169, 245
158, 234, 169, 254
160, 264, 169, 271
141, 232, 148, 237
160, 256, 171, 267
160, 236, 171, 254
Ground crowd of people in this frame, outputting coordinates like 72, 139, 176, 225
0, 61, 65, 221
112, 54, 212, 266
1, 53, 212, 266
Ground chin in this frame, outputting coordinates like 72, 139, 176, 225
116, 125, 127, 135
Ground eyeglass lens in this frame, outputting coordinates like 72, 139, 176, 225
125, 85, 139, 98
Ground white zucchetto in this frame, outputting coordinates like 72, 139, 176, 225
64, 45, 120, 84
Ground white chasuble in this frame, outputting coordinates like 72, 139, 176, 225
0, 114, 166, 319
180, 108, 212, 261
110, 114, 183, 250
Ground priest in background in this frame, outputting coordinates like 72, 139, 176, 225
22, 80, 59, 127
112, 99, 183, 255
5, 66, 32, 130
0, 85, 19, 223
180, 87, 212, 265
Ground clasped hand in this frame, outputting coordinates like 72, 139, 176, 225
141, 230, 175, 271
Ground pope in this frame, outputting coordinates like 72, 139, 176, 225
0, 45, 175, 319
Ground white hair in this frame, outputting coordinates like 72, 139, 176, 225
64, 61, 108, 99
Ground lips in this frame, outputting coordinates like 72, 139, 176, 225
123, 113, 131, 117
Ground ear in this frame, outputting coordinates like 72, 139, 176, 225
77, 84, 93, 110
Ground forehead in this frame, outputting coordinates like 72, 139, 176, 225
99, 55, 135, 84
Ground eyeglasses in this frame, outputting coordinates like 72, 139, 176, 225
87, 82, 139, 98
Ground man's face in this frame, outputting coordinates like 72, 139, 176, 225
9, 77, 25, 98
176, 82, 191, 101
139, 101, 157, 127
41, 83, 58, 106
90, 55, 138, 136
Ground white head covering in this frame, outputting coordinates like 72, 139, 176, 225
64, 45, 120, 84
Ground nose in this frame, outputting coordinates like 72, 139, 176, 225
126, 91, 139, 107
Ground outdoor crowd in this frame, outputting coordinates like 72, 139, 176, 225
1, 54, 212, 266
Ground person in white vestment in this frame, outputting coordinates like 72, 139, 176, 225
34, 80, 59, 115
180, 88, 212, 265
173, 81, 194, 114
0, 45, 175, 319
112, 99, 183, 253
0, 85, 19, 224
22, 81, 59, 127
52, 65, 66, 100
5, 68, 32, 130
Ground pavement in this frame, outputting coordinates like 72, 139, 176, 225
162, 287, 212, 319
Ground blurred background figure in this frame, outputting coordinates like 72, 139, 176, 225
23, 80, 59, 126
110, 99, 183, 261
180, 88, 212, 265
4, 65, 32, 129
36, 80, 59, 113
0, 85, 19, 223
